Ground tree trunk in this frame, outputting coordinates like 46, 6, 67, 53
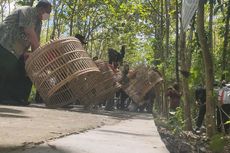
163, 0, 170, 117
175, 0, 180, 83
153, 1, 163, 113
180, 31, 192, 131
221, 0, 230, 80
57, 4, 64, 37
187, 18, 195, 69
46, 19, 50, 42
7, 0, 10, 14
1, 3, 4, 22
165, 0, 170, 58
29, 0, 35, 6
160, 0, 166, 116
50, 0, 57, 39
197, 1, 215, 137
208, 0, 214, 56
69, 4, 77, 36
70, 16, 74, 36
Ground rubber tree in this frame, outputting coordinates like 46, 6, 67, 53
196, 0, 216, 137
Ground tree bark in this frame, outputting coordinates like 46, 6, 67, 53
221, 0, 230, 80
46, 18, 50, 42
1, 3, 4, 22
29, 0, 35, 7
153, 1, 163, 113
175, 0, 180, 84
162, 0, 170, 117
197, 1, 215, 137
69, 3, 77, 36
180, 31, 192, 131
208, 0, 214, 55
50, 0, 57, 39
7, 0, 10, 14
160, 0, 166, 116
165, 0, 170, 58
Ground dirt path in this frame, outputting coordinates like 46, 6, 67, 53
0, 105, 126, 152
0, 104, 169, 153
7, 114, 169, 153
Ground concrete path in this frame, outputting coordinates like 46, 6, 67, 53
0, 105, 119, 152
9, 114, 169, 153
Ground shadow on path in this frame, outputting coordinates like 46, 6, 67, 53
0, 106, 29, 118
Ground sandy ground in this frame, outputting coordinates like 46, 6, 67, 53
0, 104, 129, 152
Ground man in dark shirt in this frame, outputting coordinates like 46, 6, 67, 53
108, 45, 125, 69
105, 45, 126, 111
194, 84, 206, 133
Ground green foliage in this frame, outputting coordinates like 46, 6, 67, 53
16, 0, 33, 6
5, 0, 226, 81
28, 85, 36, 102
209, 134, 225, 153
225, 120, 230, 125
168, 107, 184, 134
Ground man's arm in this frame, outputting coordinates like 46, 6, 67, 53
195, 89, 199, 101
120, 45, 126, 59
24, 27, 40, 51
194, 89, 201, 105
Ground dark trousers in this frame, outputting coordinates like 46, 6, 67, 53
0, 45, 32, 105
217, 104, 230, 133
138, 103, 147, 112
117, 90, 129, 110
196, 104, 206, 128
146, 101, 154, 113
105, 97, 114, 111
35, 92, 44, 103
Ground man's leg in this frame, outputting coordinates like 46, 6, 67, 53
138, 103, 147, 112
196, 104, 206, 129
120, 90, 128, 110
16, 57, 32, 102
146, 99, 153, 113
216, 106, 222, 132
0, 45, 19, 102
0, 46, 31, 105
105, 97, 114, 111
115, 91, 121, 109
222, 104, 230, 133
35, 92, 44, 103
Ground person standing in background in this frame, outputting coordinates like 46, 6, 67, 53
194, 84, 206, 133
166, 82, 181, 111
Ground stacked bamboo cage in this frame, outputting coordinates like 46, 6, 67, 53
25, 37, 100, 108
124, 66, 163, 104
75, 59, 121, 106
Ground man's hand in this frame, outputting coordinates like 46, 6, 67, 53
24, 27, 40, 51
24, 52, 31, 61
195, 101, 200, 106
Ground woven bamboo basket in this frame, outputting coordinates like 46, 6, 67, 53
25, 37, 100, 108
74, 60, 121, 105
124, 66, 163, 104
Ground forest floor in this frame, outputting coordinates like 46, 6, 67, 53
153, 112, 230, 153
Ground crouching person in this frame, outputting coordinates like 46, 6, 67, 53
0, 0, 52, 105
